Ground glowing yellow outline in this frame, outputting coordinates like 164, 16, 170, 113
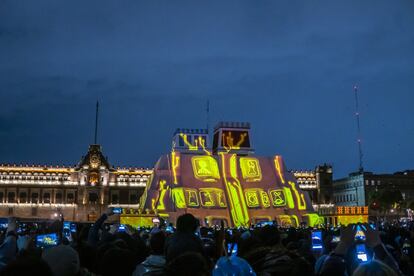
304, 213, 324, 227
191, 156, 220, 182
269, 189, 287, 207
278, 215, 298, 227
156, 180, 167, 211
244, 189, 260, 208
260, 191, 271, 208
185, 188, 199, 207
222, 131, 248, 151
171, 151, 180, 185
288, 181, 307, 210
198, 136, 212, 155
179, 133, 198, 150
199, 188, 227, 208
282, 187, 295, 208
239, 157, 262, 182
220, 152, 250, 227
178, 133, 210, 155
274, 156, 285, 184
172, 188, 186, 209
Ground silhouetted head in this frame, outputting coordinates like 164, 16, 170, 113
353, 260, 398, 276
1, 256, 53, 276
166, 252, 209, 276
99, 248, 138, 276
150, 231, 166, 255
176, 214, 199, 233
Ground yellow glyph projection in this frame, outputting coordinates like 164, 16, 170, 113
156, 180, 167, 211
200, 190, 214, 207
172, 188, 186, 208
288, 181, 307, 210
303, 213, 324, 227
171, 151, 180, 185
185, 189, 199, 207
197, 136, 212, 156
240, 157, 262, 181
191, 156, 220, 182
274, 156, 285, 184
244, 189, 260, 208
269, 189, 286, 207
282, 187, 295, 209
199, 188, 226, 208
178, 133, 210, 155
179, 133, 198, 151
222, 131, 248, 151
220, 153, 250, 227
279, 215, 298, 227
260, 191, 271, 208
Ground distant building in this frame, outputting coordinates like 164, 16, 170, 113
333, 170, 414, 207
292, 164, 333, 205
0, 145, 152, 222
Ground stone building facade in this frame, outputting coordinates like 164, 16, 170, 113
0, 145, 152, 222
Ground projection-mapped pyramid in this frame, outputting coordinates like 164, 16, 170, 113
136, 122, 321, 227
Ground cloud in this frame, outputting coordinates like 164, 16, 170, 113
0, 0, 413, 176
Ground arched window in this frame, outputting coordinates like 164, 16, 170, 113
89, 193, 98, 203
8, 192, 15, 203
43, 193, 51, 203
19, 192, 27, 203
67, 193, 75, 203
31, 193, 39, 203
129, 194, 138, 204
55, 192, 63, 203
111, 194, 119, 204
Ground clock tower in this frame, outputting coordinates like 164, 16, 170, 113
76, 144, 113, 220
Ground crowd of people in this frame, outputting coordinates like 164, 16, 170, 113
0, 210, 413, 275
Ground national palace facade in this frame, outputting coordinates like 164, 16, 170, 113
0, 145, 151, 222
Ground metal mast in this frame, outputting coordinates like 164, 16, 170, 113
206, 100, 210, 133
353, 85, 364, 172
94, 101, 99, 144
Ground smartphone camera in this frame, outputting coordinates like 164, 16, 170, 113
311, 230, 323, 250
112, 207, 123, 214
36, 233, 60, 249
227, 243, 238, 256
118, 224, 126, 232
356, 243, 368, 262
355, 225, 366, 241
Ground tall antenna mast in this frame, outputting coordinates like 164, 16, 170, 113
206, 99, 210, 133
353, 85, 364, 172
94, 101, 99, 144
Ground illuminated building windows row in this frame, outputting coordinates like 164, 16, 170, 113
335, 193, 356, 203
109, 190, 141, 205
0, 172, 71, 182
0, 189, 77, 204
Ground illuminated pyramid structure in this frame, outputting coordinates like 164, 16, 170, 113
139, 122, 321, 227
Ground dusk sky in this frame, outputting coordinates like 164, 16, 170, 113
0, 0, 413, 178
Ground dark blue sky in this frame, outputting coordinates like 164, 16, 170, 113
0, 0, 413, 178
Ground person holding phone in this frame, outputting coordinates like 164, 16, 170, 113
0, 218, 18, 271
316, 223, 402, 275
87, 208, 115, 247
